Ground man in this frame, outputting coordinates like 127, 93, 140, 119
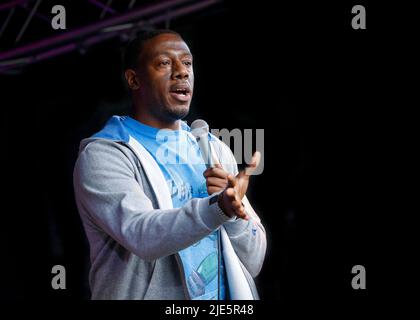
73, 29, 266, 300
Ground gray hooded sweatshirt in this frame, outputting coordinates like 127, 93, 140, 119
73, 116, 267, 300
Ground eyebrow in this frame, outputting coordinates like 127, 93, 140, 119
155, 51, 192, 58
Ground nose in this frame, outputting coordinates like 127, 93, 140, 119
172, 60, 189, 80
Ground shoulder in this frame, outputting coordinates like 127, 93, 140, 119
78, 138, 133, 159
75, 138, 138, 177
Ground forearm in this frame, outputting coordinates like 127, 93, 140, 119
78, 191, 231, 261
73, 140, 231, 261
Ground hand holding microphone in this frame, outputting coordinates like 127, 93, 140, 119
203, 163, 229, 195
191, 119, 261, 221
191, 119, 230, 195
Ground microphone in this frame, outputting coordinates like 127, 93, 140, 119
191, 119, 215, 168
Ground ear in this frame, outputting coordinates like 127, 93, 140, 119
125, 69, 140, 90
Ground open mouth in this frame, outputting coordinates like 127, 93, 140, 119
169, 86, 191, 102
171, 88, 189, 96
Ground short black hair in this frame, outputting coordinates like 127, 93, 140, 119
123, 29, 181, 71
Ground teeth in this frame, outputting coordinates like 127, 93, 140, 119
174, 89, 187, 95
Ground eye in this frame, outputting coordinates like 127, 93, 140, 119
183, 61, 192, 66
159, 60, 171, 66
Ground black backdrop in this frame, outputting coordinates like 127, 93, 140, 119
1, 0, 411, 308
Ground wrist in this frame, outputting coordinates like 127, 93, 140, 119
217, 190, 234, 219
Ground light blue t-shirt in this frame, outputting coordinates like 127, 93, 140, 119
122, 116, 226, 300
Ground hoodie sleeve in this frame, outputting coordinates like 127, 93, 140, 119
73, 139, 232, 262
211, 138, 267, 278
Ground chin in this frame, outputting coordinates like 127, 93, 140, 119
167, 105, 190, 120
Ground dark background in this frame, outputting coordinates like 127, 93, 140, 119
1, 0, 413, 308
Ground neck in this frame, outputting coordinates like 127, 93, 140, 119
131, 108, 180, 130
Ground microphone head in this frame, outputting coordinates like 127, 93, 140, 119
191, 119, 209, 138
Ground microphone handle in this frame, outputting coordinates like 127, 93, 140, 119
197, 135, 216, 168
